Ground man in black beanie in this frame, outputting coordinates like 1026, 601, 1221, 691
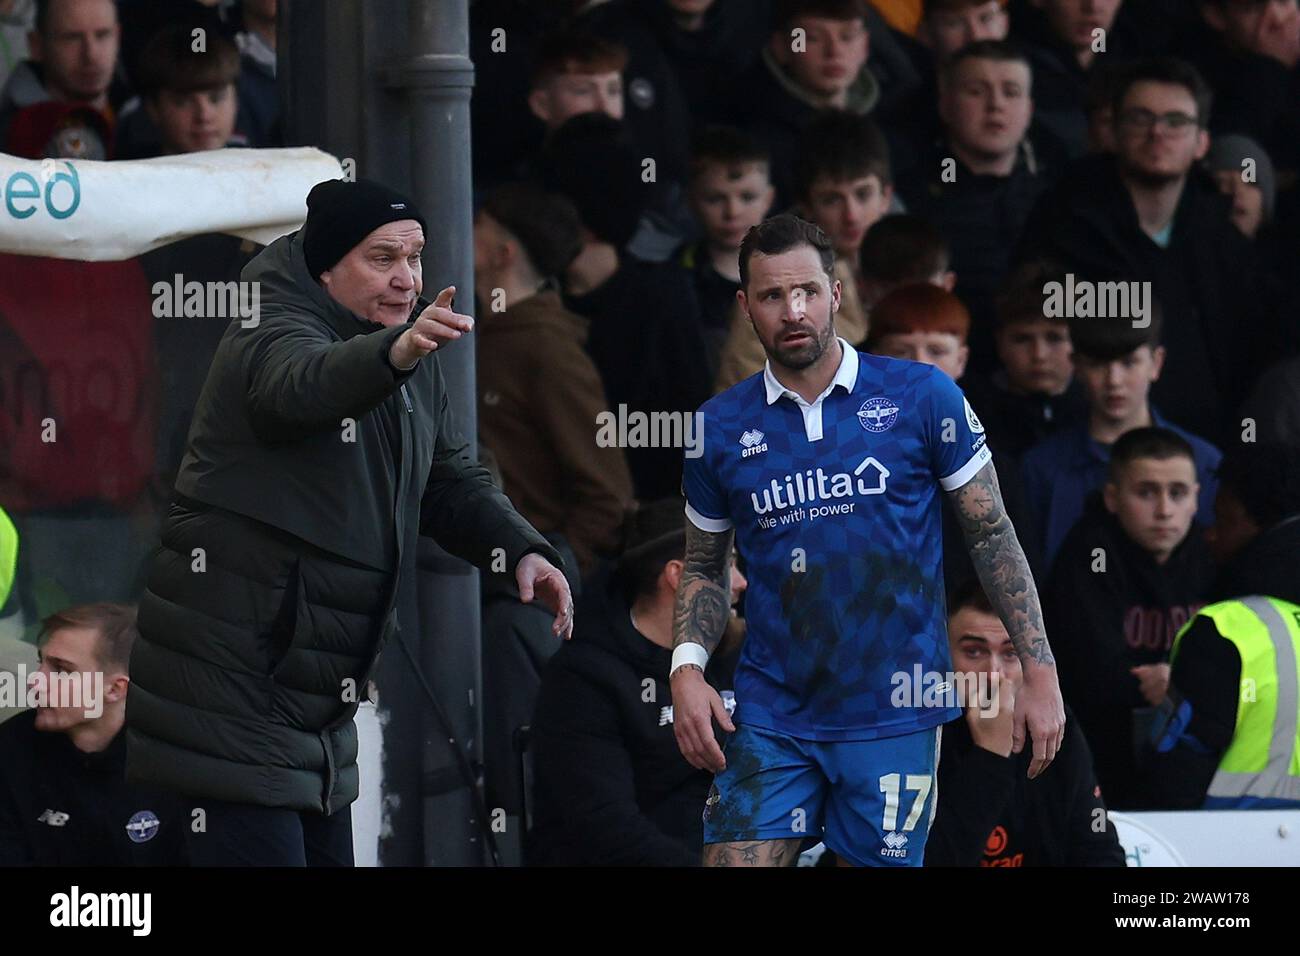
124, 177, 572, 866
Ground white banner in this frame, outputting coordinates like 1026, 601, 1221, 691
0, 147, 344, 261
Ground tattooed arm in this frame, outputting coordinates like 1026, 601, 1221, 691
947, 459, 1065, 778
948, 460, 1053, 668
672, 522, 735, 657
670, 522, 737, 773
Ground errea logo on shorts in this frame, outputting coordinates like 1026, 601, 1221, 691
881, 831, 909, 858
739, 429, 768, 457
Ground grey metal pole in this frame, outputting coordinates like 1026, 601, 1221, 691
389, 0, 484, 870
281, 0, 483, 866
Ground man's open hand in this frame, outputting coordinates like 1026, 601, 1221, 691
671, 665, 733, 772
516, 552, 573, 640
1011, 667, 1065, 779
389, 286, 474, 369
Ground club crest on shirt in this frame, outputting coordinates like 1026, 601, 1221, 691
125, 810, 160, 844
857, 397, 900, 433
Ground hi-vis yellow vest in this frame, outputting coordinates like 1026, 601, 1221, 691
0, 507, 16, 609
1171, 595, 1300, 808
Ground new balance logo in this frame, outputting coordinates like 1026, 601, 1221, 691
38, 809, 70, 827
739, 429, 768, 458
660, 691, 736, 726
881, 831, 909, 858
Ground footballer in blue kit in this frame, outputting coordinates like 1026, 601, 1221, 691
669, 214, 1065, 867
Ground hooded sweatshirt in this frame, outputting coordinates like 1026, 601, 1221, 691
732, 45, 880, 208
527, 566, 739, 866
926, 704, 1126, 867
1044, 492, 1216, 809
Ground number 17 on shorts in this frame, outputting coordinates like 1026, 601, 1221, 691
703, 723, 942, 866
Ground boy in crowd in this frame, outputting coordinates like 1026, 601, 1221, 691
678, 127, 776, 377
925, 579, 1125, 866
1043, 428, 1216, 809
527, 28, 695, 262
793, 109, 894, 305
887, 0, 1011, 142
731, 0, 880, 205
960, 259, 1086, 464
1020, 307, 1220, 569
862, 281, 1042, 587
857, 213, 957, 312
713, 110, 888, 391
527, 29, 627, 135
895, 40, 1056, 373
863, 283, 970, 382
117, 22, 244, 157
1010, 0, 1128, 156
919, 0, 1011, 57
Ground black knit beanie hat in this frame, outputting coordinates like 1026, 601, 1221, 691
303, 178, 428, 280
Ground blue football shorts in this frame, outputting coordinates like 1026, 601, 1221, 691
702, 721, 943, 867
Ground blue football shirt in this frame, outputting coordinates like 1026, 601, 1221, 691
683, 340, 991, 740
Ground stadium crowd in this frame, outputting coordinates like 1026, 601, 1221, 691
1, 0, 1299, 867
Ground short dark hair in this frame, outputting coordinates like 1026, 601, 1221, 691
137, 22, 240, 97
481, 182, 584, 279
530, 29, 628, 88
1085, 57, 1131, 117
738, 213, 836, 292
689, 126, 770, 184
947, 577, 996, 619
38, 602, 139, 673
1112, 56, 1213, 128
773, 0, 869, 32
994, 258, 1070, 330
615, 498, 688, 604
792, 109, 891, 202
859, 214, 949, 282
1107, 427, 1196, 483
940, 38, 1032, 87
1215, 442, 1300, 530
537, 112, 648, 248
1068, 300, 1163, 361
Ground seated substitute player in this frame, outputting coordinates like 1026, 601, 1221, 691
671, 213, 1064, 867
924, 578, 1124, 867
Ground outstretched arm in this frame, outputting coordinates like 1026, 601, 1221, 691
947, 460, 1065, 778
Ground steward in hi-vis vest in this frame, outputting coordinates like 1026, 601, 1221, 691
1143, 443, 1300, 809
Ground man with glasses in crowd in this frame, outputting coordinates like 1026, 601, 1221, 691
1016, 56, 1288, 448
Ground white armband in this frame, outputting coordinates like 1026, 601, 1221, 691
670, 642, 710, 679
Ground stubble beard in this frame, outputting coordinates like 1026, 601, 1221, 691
766, 316, 836, 372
